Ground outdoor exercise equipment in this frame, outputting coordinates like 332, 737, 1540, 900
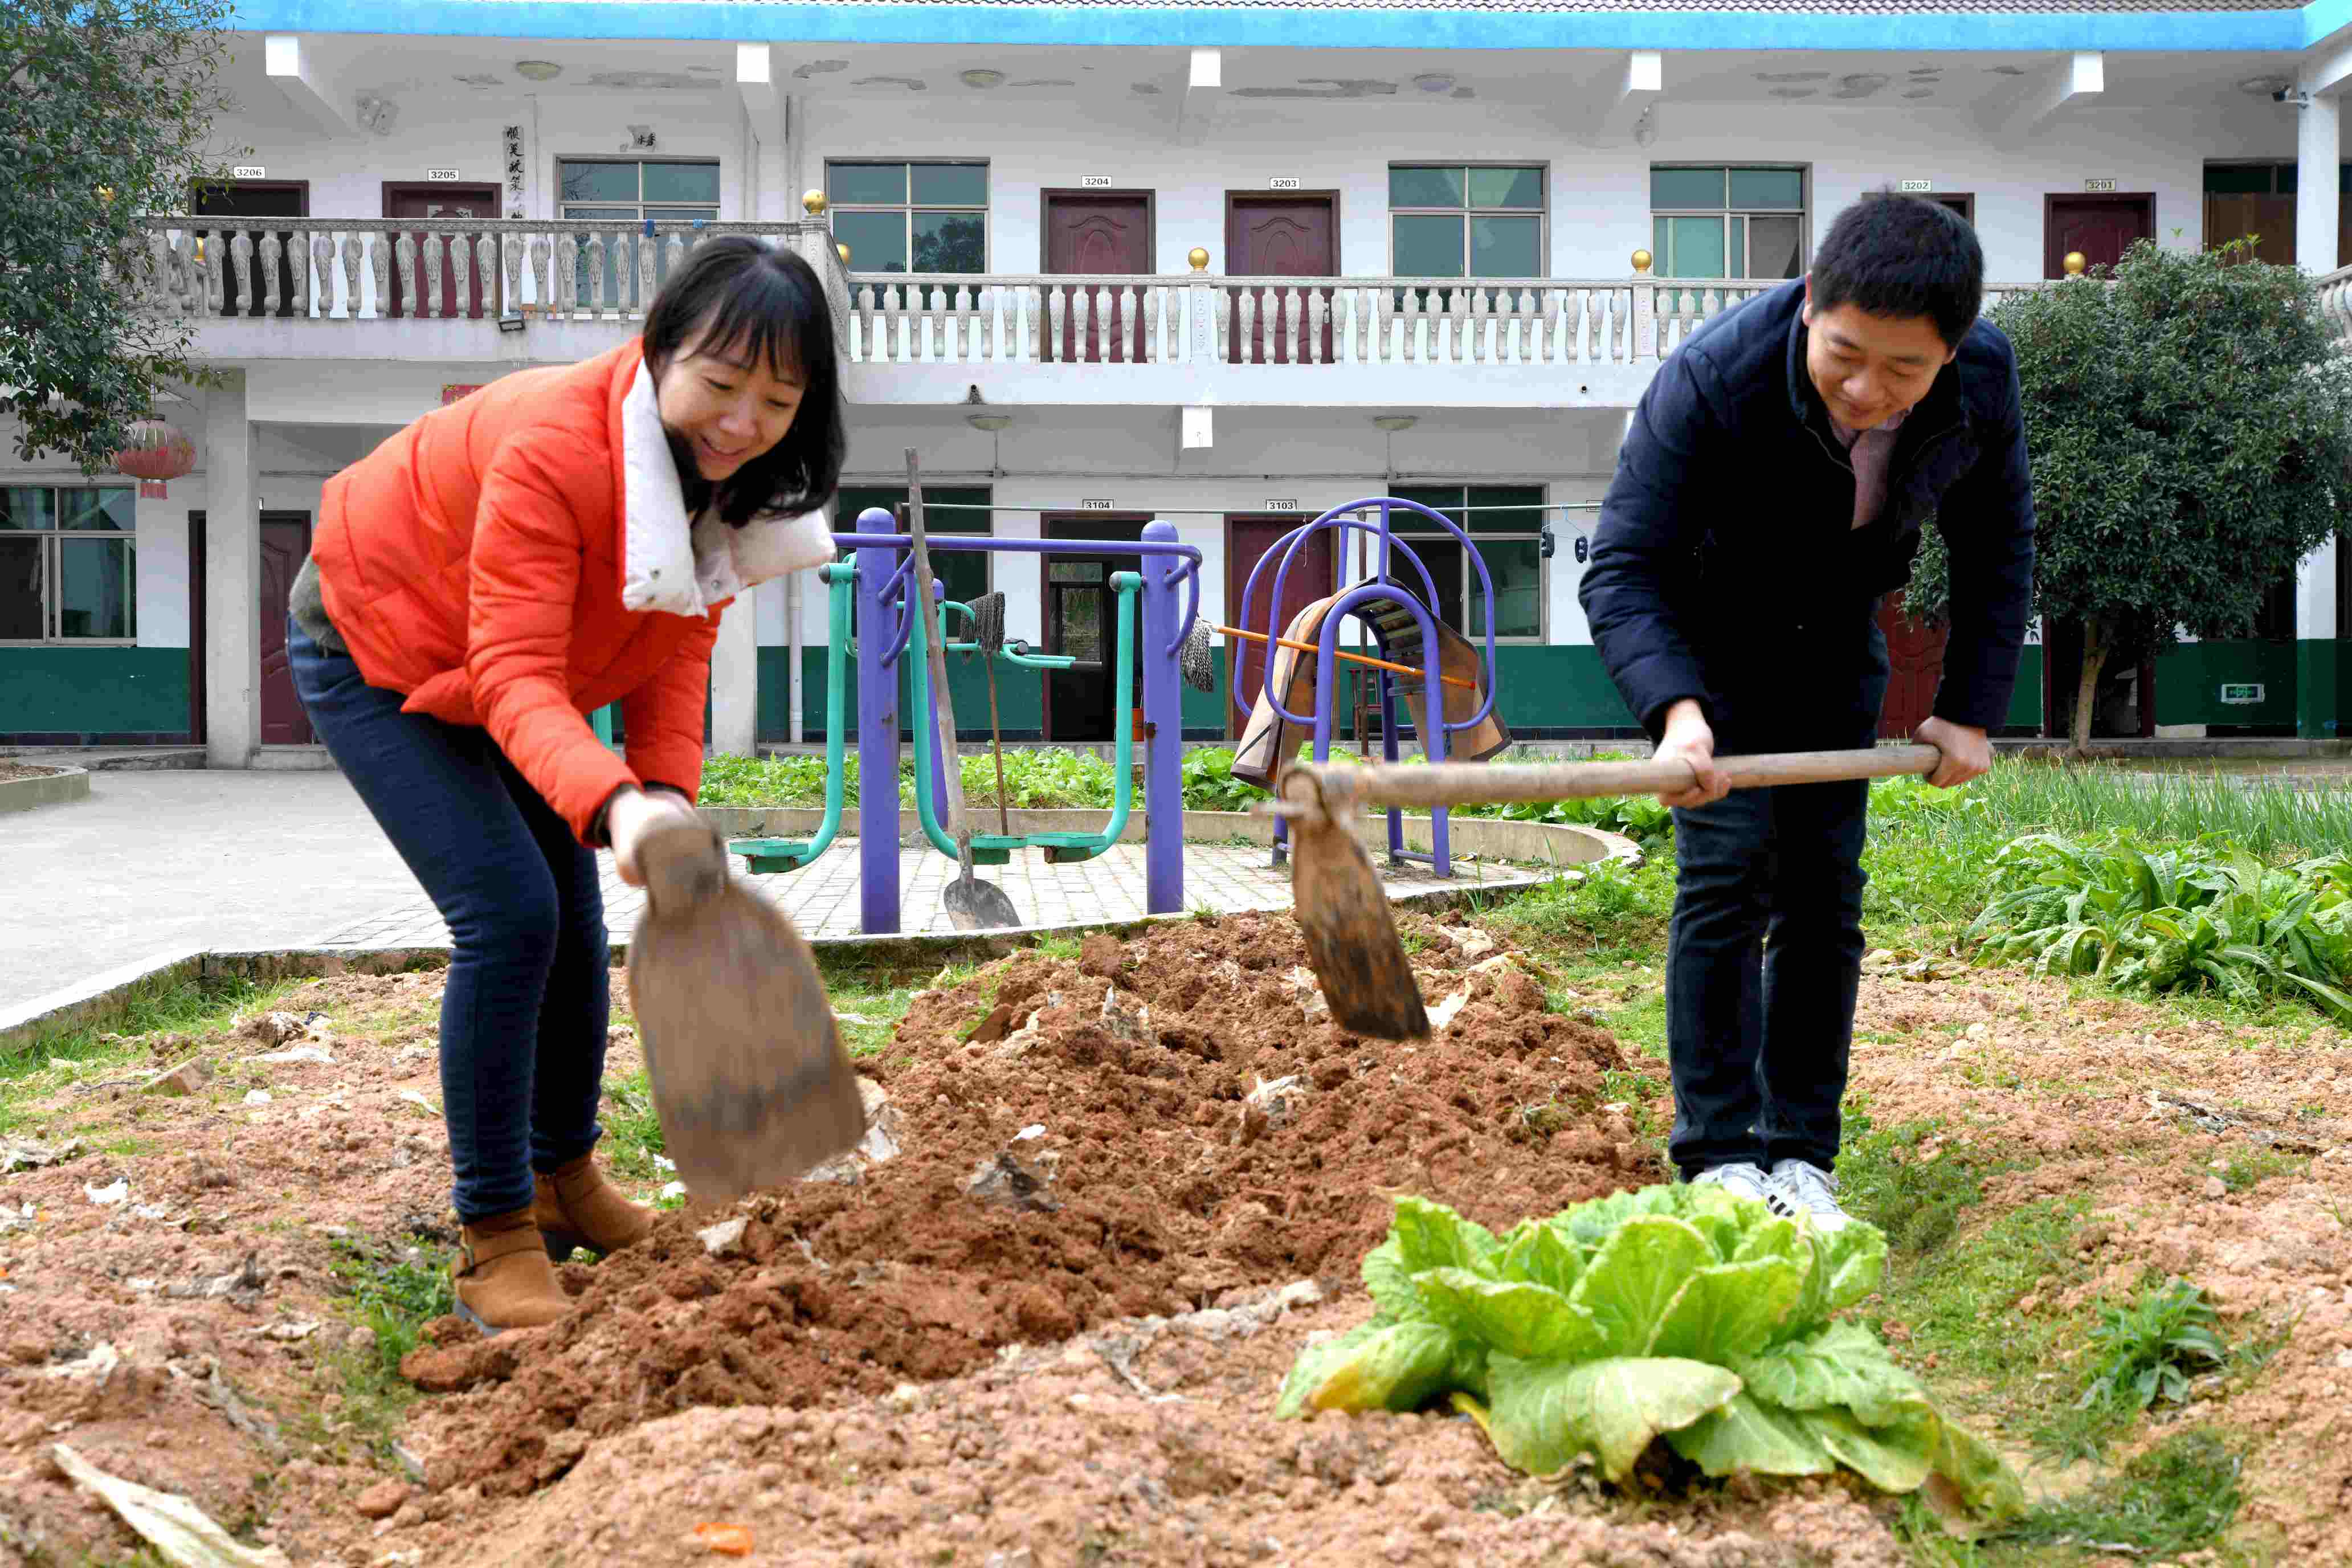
906, 450, 1020, 930
1275, 744, 1947, 1041
1225, 497, 1510, 880
830, 507, 1203, 936
729, 560, 854, 873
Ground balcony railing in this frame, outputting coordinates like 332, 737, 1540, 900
140, 215, 2331, 369
846, 272, 2063, 369
130, 217, 843, 330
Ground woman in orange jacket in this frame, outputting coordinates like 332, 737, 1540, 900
287, 237, 844, 1334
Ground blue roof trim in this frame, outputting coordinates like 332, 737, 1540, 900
226, 0, 2316, 52
2306, 0, 2352, 40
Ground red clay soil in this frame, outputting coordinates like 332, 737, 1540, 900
400, 910, 1654, 1500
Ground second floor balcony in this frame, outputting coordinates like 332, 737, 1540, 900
134, 216, 2352, 409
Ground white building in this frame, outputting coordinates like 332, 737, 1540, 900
9, 0, 2352, 760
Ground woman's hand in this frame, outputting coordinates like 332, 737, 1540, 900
1654, 700, 1729, 809
605, 787, 703, 887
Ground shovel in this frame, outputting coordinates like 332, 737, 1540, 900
905, 449, 1020, 930
626, 816, 867, 1200
1275, 744, 1944, 1041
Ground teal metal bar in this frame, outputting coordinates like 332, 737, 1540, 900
728, 562, 854, 873
906, 573, 1138, 865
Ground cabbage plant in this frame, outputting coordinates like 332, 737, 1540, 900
1276, 1186, 2022, 1517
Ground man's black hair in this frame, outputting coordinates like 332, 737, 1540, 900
1807, 190, 1984, 350
642, 236, 846, 526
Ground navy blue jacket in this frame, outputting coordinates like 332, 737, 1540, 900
1579, 279, 2035, 742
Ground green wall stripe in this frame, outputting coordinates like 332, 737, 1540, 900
0, 649, 189, 734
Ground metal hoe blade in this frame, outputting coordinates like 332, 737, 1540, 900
1278, 767, 1430, 1040
627, 819, 868, 1200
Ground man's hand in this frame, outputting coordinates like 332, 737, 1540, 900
1913, 716, 1992, 789
1654, 700, 1729, 808
606, 786, 703, 887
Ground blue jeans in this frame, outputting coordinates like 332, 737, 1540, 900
1663, 618, 1887, 1179
287, 621, 609, 1222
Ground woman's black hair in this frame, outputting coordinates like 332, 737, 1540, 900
1808, 190, 1984, 351
641, 235, 846, 526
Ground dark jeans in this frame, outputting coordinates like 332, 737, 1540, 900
1664, 622, 1886, 1180
287, 621, 609, 1222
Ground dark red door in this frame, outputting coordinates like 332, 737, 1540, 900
1226, 516, 1336, 740
1875, 594, 1949, 741
2204, 192, 2296, 266
1043, 193, 1152, 363
384, 183, 502, 319
259, 515, 313, 746
2045, 195, 2154, 277
1226, 196, 1337, 364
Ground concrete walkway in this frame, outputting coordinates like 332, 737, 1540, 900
0, 771, 423, 1011
8, 771, 1537, 1012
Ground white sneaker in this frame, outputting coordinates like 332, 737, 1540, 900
1689, 1162, 1775, 1206
1766, 1159, 1852, 1233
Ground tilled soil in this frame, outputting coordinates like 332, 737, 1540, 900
1, 919, 2349, 1565
397, 911, 1651, 1501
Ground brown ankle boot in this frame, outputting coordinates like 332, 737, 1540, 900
533, 1152, 654, 1260
452, 1210, 570, 1336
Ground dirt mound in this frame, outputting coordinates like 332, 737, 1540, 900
401, 910, 1651, 1497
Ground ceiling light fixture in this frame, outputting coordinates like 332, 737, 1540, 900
960, 68, 1006, 89
1412, 72, 1455, 93
966, 413, 1014, 432
514, 60, 562, 81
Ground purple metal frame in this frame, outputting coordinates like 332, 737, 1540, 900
842, 507, 1204, 933
1230, 497, 1500, 877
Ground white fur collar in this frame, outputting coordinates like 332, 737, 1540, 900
618, 361, 835, 617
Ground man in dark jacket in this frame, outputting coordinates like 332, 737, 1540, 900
1578, 191, 2034, 1231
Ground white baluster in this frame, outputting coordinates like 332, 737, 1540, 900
227, 231, 252, 315
555, 232, 578, 317
1118, 284, 1138, 364
1308, 287, 1329, 366
634, 231, 656, 315
664, 232, 686, 287
959, 285, 979, 362
1214, 287, 1232, 363
424, 232, 447, 318
262, 232, 287, 316
586, 232, 608, 316
450, 230, 471, 316
1049, 284, 1068, 362
1400, 288, 1421, 364
501, 234, 521, 316
1023, 284, 1042, 362
529, 233, 551, 316
1236, 288, 1257, 365
1283, 286, 1302, 364
479, 234, 500, 315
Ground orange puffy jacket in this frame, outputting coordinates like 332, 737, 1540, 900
312, 339, 831, 843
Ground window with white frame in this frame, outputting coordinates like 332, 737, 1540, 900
1384, 485, 1545, 642
0, 486, 138, 643
1649, 166, 1807, 280
557, 158, 721, 302
824, 162, 989, 275
1389, 165, 1546, 279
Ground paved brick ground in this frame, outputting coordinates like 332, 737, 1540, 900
310, 839, 1537, 949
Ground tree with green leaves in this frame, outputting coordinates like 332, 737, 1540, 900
1909, 239, 2352, 753
1, 0, 242, 469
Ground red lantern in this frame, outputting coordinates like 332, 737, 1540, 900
113, 418, 197, 499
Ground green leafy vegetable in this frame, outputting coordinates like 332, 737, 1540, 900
1277, 1185, 2022, 1517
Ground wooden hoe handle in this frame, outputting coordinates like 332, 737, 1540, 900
1286, 744, 1944, 815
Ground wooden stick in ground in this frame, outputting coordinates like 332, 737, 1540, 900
1216, 623, 1478, 692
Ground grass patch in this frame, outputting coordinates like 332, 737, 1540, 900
1899, 1426, 2249, 1566
1486, 854, 1677, 963
2219, 1147, 2308, 1193
0, 975, 293, 1136
600, 1070, 669, 1183
1839, 1105, 2019, 1257
295, 1230, 455, 1471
